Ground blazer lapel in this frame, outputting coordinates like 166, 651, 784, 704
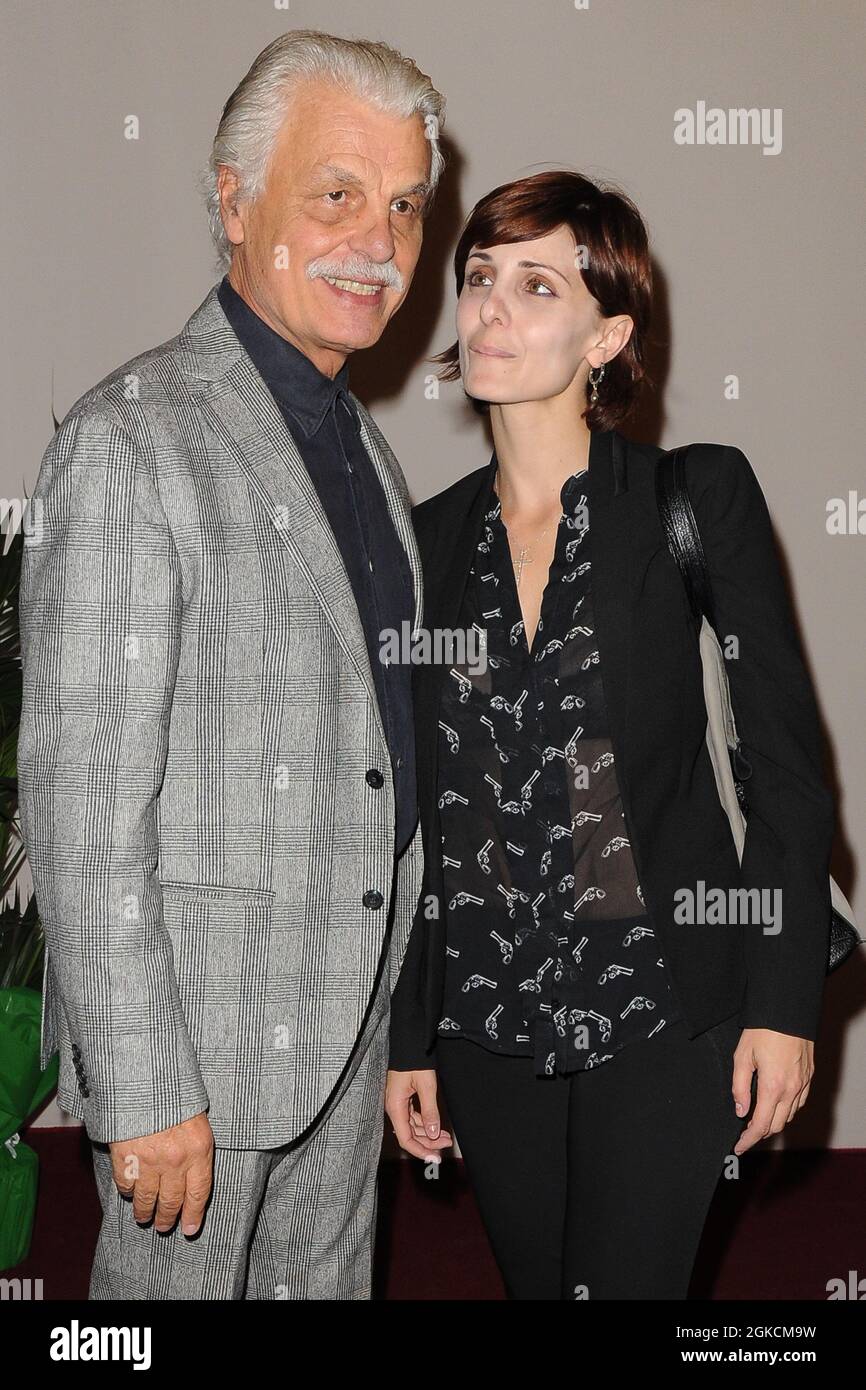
179, 284, 421, 750
583, 427, 634, 763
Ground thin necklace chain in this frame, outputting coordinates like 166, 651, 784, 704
493, 471, 563, 587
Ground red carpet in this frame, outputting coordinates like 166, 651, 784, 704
11, 1124, 866, 1299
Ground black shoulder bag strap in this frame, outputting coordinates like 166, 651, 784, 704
654, 444, 718, 634
654, 443, 753, 806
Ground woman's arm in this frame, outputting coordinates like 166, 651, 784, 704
686, 443, 836, 1041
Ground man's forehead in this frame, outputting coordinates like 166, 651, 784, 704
285, 85, 424, 139
277, 86, 428, 174
306, 154, 430, 192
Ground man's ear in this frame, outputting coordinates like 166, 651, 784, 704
217, 165, 245, 248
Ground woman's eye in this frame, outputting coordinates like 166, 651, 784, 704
466, 269, 490, 287
527, 276, 555, 297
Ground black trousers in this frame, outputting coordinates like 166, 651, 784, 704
435, 1012, 750, 1300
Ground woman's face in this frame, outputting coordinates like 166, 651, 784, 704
455, 225, 623, 405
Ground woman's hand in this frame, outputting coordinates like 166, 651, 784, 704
731, 1028, 815, 1155
385, 1068, 454, 1162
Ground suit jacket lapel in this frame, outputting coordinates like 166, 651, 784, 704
179, 284, 422, 750
583, 427, 633, 765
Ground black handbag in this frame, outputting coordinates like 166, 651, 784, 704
656, 445, 861, 974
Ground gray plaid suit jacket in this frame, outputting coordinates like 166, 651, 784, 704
17, 282, 425, 1147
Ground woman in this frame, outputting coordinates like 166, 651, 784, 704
385, 171, 835, 1300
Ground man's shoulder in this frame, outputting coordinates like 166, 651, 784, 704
57, 334, 189, 437
52, 282, 229, 443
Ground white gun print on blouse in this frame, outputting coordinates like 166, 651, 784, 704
591, 751, 614, 772
489, 688, 527, 729
598, 963, 635, 984
496, 884, 531, 919
620, 995, 656, 1018
449, 669, 473, 703
483, 774, 523, 815
476, 838, 494, 874
572, 935, 589, 967
485, 1004, 504, 1039
529, 891, 546, 923
461, 973, 498, 993
622, 923, 654, 946
562, 559, 591, 585
438, 789, 469, 809
585, 1051, 615, 1067
489, 930, 514, 964
569, 1007, 612, 1043
439, 720, 459, 754
601, 835, 630, 857
535, 637, 564, 662
448, 891, 484, 911
540, 744, 567, 764
572, 886, 607, 913
519, 957, 554, 993
480, 715, 512, 764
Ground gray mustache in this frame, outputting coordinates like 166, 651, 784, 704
307, 257, 403, 291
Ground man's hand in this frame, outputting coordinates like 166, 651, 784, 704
385, 1069, 453, 1162
731, 1028, 814, 1155
109, 1111, 215, 1236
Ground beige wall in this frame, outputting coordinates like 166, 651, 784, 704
5, 1, 864, 1147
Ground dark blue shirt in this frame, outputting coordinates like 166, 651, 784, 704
217, 276, 418, 857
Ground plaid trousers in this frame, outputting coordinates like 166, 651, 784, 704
88, 958, 392, 1300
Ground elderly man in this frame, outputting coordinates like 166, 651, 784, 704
17, 30, 445, 1300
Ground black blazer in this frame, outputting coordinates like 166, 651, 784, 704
388, 427, 836, 1070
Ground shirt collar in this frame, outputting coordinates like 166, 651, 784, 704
217, 275, 352, 438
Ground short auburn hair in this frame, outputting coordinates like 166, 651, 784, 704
432, 169, 653, 431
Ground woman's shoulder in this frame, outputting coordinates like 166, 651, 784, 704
626, 431, 750, 475
625, 433, 762, 518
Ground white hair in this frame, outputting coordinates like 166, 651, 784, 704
200, 29, 447, 271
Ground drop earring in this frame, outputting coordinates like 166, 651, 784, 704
588, 362, 606, 404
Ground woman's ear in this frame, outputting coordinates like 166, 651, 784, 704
598, 314, 635, 363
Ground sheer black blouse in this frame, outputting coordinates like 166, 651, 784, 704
435, 463, 683, 1075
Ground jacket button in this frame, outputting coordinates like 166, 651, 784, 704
365, 768, 384, 788
363, 890, 384, 910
